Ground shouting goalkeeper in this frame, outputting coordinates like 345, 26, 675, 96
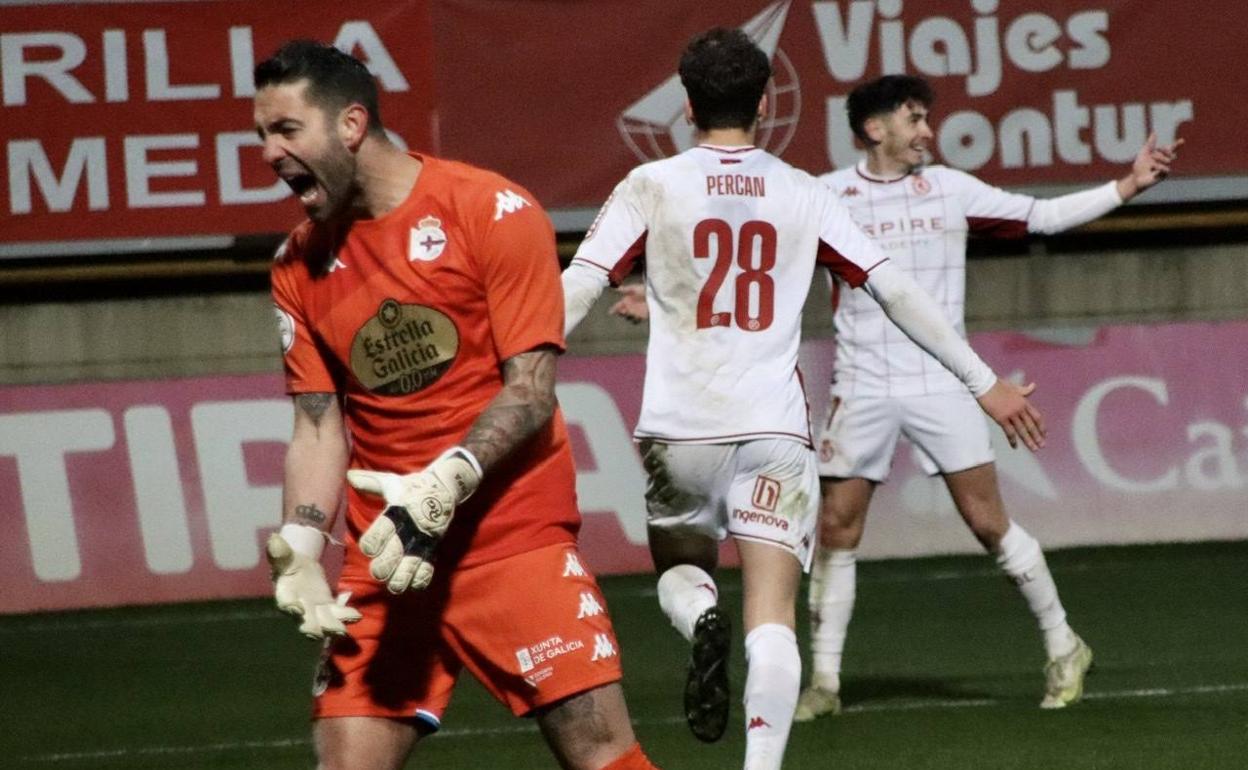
257, 40, 658, 770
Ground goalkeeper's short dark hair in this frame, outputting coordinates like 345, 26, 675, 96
254, 39, 385, 135
678, 27, 772, 132
846, 75, 934, 145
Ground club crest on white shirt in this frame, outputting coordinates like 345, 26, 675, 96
911, 175, 932, 195
409, 215, 448, 261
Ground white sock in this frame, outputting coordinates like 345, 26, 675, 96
657, 564, 719, 642
807, 548, 856, 691
995, 521, 1076, 659
743, 623, 800, 770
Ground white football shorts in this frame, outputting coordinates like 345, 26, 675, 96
640, 438, 819, 570
815, 389, 994, 481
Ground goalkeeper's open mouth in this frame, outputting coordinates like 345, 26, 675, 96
282, 169, 324, 210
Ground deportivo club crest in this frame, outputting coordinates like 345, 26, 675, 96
409, 215, 448, 262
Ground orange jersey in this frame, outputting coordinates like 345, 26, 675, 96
271, 154, 578, 568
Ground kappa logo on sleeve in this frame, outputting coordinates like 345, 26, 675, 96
492, 189, 531, 221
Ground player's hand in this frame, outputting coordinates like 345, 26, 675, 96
976, 379, 1046, 451
1122, 132, 1184, 197
347, 447, 483, 593
608, 283, 649, 324
266, 525, 361, 640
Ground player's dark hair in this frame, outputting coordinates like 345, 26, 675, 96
678, 27, 771, 132
254, 39, 385, 135
846, 75, 934, 145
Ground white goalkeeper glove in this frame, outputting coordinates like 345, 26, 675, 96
347, 446, 483, 593
266, 523, 361, 640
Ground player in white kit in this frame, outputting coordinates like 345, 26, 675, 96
562, 32, 1043, 770
795, 75, 1183, 721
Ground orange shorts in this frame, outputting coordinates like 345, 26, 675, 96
311, 542, 624, 730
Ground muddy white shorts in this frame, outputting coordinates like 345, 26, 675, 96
640, 437, 819, 569
815, 389, 994, 481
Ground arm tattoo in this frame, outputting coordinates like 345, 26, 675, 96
295, 392, 334, 424
462, 348, 558, 473
293, 503, 328, 526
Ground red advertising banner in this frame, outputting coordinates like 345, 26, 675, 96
434, 0, 1246, 216
0, 0, 435, 253
1, 319, 1246, 614
2, 1, 1245, 255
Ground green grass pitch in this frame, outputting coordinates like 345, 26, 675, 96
3, 541, 1247, 769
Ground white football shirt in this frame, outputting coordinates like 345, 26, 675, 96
570, 145, 889, 444
819, 162, 1035, 398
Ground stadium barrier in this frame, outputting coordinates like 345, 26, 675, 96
2, 319, 1245, 613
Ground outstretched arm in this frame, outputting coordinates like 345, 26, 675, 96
564, 174, 648, 334
1028, 132, 1184, 234
1116, 132, 1183, 201
864, 262, 1046, 451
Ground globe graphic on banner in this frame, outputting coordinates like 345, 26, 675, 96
617, 48, 802, 163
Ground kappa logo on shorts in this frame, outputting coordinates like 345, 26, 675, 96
576, 591, 604, 619
752, 475, 781, 512
562, 552, 587, 577
590, 633, 617, 662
